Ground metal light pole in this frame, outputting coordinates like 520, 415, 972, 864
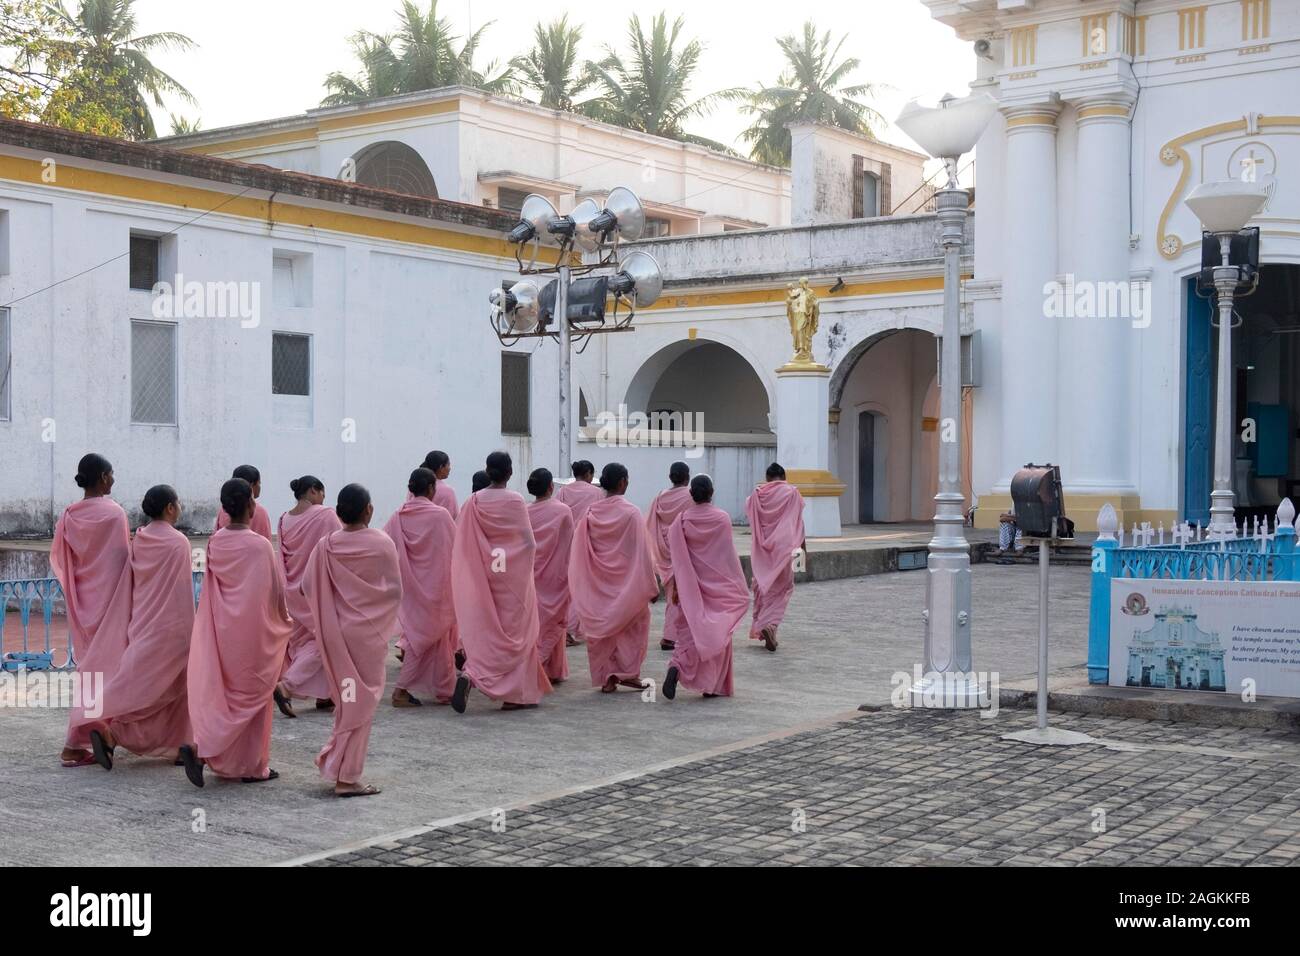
556, 263, 571, 477
910, 179, 980, 707
1184, 179, 1269, 538
895, 92, 996, 709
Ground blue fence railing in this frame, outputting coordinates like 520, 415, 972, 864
1, 571, 205, 672
1087, 501, 1299, 684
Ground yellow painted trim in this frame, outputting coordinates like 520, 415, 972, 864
182, 99, 461, 156
317, 98, 458, 133
1156, 115, 1300, 260
647, 274, 956, 311
785, 470, 846, 499
973, 493, 1173, 533
186, 126, 318, 156
1078, 105, 1131, 119
1005, 112, 1058, 128
0, 154, 540, 261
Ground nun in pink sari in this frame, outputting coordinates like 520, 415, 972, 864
299, 484, 402, 797
75, 485, 196, 770
384, 468, 458, 706
449, 452, 552, 713
526, 468, 574, 682
213, 464, 273, 542
663, 476, 749, 699
273, 475, 342, 715
645, 462, 693, 651
554, 461, 604, 642
421, 450, 460, 520
569, 463, 659, 693
180, 478, 293, 787
52, 454, 131, 767
744, 463, 806, 652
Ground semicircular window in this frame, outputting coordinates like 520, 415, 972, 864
349, 141, 438, 198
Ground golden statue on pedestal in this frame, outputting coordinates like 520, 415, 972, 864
781, 277, 825, 370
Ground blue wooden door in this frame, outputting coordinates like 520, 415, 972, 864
1184, 279, 1213, 525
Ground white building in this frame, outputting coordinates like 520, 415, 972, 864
924, 0, 1300, 531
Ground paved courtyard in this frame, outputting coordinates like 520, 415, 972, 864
301, 709, 1300, 867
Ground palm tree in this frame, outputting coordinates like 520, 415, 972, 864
731, 21, 883, 167
584, 13, 730, 152
44, 0, 195, 140
322, 1, 512, 106
510, 15, 593, 111
322, 33, 403, 107
167, 113, 200, 135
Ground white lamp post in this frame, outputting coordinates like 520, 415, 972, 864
1184, 180, 1269, 538
895, 92, 995, 707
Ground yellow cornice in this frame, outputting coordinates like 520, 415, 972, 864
0, 153, 538, 262
1156, 115, 1300, 260
182, 99, 460, 156
644, 274, 963, 312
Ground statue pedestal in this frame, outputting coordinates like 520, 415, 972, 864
775, 364, 844, 538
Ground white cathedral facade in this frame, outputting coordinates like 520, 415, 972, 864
0, 0, 1297, 538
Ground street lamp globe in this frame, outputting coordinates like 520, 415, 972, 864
895, 92, 997, 186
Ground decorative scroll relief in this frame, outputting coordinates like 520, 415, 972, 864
1157, 114, 1299, 260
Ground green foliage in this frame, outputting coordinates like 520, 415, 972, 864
510, 15, 593, 112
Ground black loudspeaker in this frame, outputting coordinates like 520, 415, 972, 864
1196, 227, 1259, 296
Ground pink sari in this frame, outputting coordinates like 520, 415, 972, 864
277, 505, 343, 699
668, 504, 749, 696
187, 528, 293, 780
384, 498, 458, 701
555, 480, 604, 636
450, 487, 551, 704
65, 520, 195, 753
299, 528, 402, 785
215, 501, 273, 542
434, 481, 459, 520
744, 480, 805, 640
50, 496, 130, 666
528, 497, 574, 681
569, 494, 658, 687
646, 485, 693, 644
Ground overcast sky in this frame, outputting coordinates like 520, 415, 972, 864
134, 0, 974, 155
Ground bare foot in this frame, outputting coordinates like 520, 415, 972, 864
60, 747, 94, 767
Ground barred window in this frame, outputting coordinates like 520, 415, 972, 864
129, 234, 160, 291
130, 319, 177, 424
0, 307, 11, 420
501, 352, 530, 435
643, 217, 671, 238
272, 332, 311, 396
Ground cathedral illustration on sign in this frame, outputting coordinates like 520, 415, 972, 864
1122, 606, 1227, 693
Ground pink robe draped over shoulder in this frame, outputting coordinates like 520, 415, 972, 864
277, 505, 343, 700
187, 528, 293, 780
215, 501, 273, 542
646, 485, 693, 644
569, 494, 658, 687
744, 480, 805, 640
450, 488, 551, 704
383, 498, 458, 701
433, 481, 459, 520
668, 503, 749, 697
50, 496, 130, 666
528, 497, 574, 682
555, 479, 605, 636
299, 528, 402, 785
65, 520, 195, 753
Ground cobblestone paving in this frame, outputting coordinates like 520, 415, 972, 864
306, 709, 1300, 867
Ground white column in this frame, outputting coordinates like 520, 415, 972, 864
775, 367, 843, 537
998, 102, 1061, 487
1064, 93, 1135, 495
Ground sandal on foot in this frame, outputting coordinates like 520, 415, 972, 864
89, 730, 114, 771
663, 666, 679, 700
179, 745, 205, 789
659, 639, 676, 651
60, 751, 96, 768
761, 628, 778, 652
454, 649, 467, 671
241, 769, 279, 783
273, 687, 297, 718
565, 634, 579, 647
315, 698, 335, 711
600, 676, 619, 694
392, 691, 423, 708
451, 675, 470, 714
501, 701, 537, 711
336, 783, 381, 798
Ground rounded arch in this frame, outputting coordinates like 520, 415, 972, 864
346, 141, 438, 198
626, 338, 773, 434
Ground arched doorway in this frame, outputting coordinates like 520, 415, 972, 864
832, 328, 943, 524
626, 340, 772, 434
346, 141, 438, 197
